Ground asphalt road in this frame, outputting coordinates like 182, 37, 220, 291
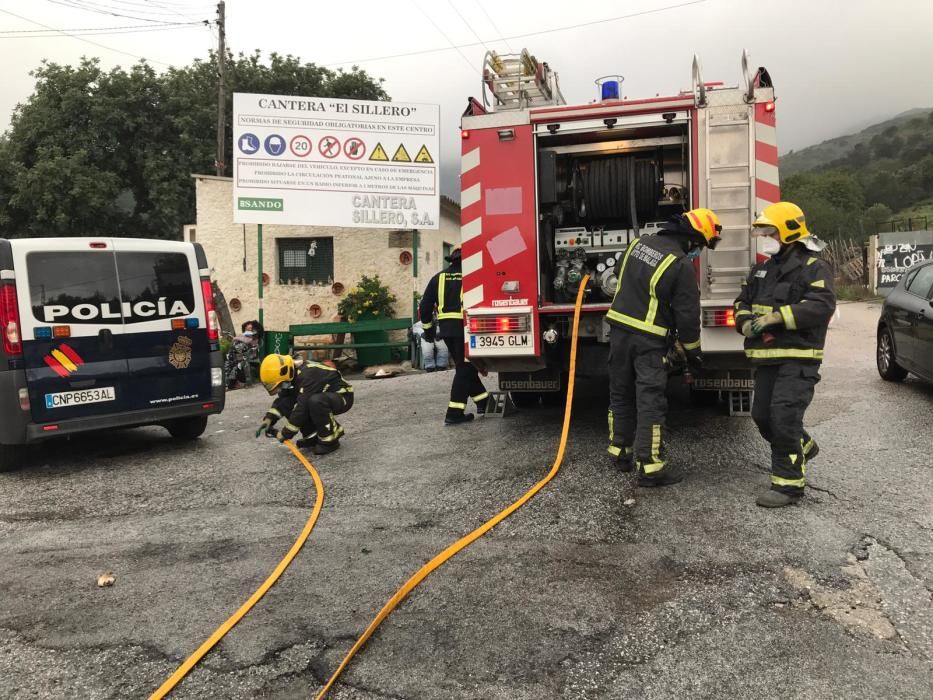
1, 301, 931, 699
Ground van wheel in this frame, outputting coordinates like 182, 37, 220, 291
0, 445, 24, 473
167, 416, 209, 440
877, 327, 908, 382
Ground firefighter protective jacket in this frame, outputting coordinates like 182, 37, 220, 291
606, 230, 702, 350
733, 242, 836, 364
265, 362, 352, 429
419, 259, 464, 339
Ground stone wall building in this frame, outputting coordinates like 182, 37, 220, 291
186, 175, 460, 332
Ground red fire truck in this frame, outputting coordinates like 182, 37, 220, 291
460, 50, 780, 414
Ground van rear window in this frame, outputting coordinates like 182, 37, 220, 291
27, 250, 195, 325
116, 252, 195, 325
28, 251, 121, 324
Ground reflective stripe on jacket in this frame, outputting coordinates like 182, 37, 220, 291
733, 243, 836, 364
605, 233, 701, 349
419, 261, 465, 338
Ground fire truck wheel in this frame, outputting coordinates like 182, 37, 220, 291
509, 392, 542, 409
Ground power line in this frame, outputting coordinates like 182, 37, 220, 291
45, 0, 206, 24
329, 0, 707, 67
0, 7, 175, 66
0, 20, 203, 35
0, 25, 206, 39
448, 0, 491, 53
475, 0, 513, 53
410, 0, 480, 77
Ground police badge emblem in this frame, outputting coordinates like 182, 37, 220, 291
169, 336, 193, 369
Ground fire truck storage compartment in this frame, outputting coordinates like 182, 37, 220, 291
536, 121, 690, 304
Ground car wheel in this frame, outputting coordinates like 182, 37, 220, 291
166, 415, 209, 440
877, 327, 909, 382
509, 391, 541, 408
0, 444, 24, 473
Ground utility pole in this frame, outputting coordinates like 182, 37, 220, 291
215, 1, 226, 176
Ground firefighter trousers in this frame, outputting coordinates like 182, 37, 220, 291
443, 335, 488, 416
608, 327, 669, 476
751, 362, 820, 495
307, 392, 354, 443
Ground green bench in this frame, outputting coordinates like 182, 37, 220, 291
289, 318, 414, 366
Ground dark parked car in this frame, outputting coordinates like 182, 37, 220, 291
877, 259, 933, 383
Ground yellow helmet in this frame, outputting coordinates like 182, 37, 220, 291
259, 353, 294, 395
684, 208, 723, 249
753, 201, 811, 244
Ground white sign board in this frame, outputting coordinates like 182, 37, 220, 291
232, 93, 439, 229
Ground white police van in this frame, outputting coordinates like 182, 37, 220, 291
0, 237, 226, 471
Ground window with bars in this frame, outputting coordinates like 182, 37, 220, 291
277, 238, 334, 284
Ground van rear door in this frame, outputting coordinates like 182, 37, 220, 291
111, 239, 212, 411
13, 239, 132, 424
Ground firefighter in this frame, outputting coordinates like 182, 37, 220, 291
606, 208, 722, 485
420, 248, 488, 424
254, 354, 354, 455
734, 201, 835, 508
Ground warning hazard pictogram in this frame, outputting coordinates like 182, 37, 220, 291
392, 144, 411, 162
414, 145, 434, 163
370, 142, 389, 161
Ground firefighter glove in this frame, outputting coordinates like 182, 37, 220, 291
255, 418, 272, 438
278, 423, 298, 443
741, 320, 757, 338
422, 326, 435, 343
751, 311, 783, 335
685, 347, 703, 370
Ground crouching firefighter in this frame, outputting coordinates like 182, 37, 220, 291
255, 354, 354, 455
419, 247, 488, 425
735, 201, 835, 508
606, 208, 722, 485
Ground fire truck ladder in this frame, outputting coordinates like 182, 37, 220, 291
482, 49, 565, 111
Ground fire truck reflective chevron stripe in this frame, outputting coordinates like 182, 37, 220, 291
461, 218, 482, 243
462, 147, 480, 175
754, 97, 780, 245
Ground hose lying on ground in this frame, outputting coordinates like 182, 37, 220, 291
150, 441, 324, 699
315, 276, 590, 699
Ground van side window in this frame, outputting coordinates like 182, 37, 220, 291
905, 263, 933, 299
27, 251, 121, 324
115, 252, 195, 324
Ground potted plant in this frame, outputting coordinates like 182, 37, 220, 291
337, 275, 398, 366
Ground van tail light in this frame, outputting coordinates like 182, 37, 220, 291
703, 308, 736, 328
18, 388, 30, 412
200, 279, 219, 341
1, 284, 23, 356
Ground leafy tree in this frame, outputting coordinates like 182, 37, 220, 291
0, 52, 388, 239
863, 203, 893, 224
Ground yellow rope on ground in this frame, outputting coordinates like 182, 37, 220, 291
315, 276, 590, 699
150, 441, 324, 699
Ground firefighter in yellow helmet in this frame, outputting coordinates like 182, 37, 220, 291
734, 201, 835, 507
606, 208, 722, 485
254, 353, 354, 455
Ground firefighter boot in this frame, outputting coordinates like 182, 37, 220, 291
444, 411, 475, 426
311, 439, 340, 456
608, 446, 634, 473
475, 397, 489, 416
756, 489, 802, 508
636, 466, 684, 487
295, 434, 318, 449
804, 439, 819, 462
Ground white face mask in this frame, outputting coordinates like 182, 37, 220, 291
760, 236, 781, 256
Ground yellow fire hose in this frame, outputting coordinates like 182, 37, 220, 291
150, 441, 324, 699
315, 276, 590, 699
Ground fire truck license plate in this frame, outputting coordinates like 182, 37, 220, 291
471, 333, 531, 349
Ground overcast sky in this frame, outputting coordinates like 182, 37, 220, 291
2, 0, 932, 198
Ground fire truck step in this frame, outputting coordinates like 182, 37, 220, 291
483, 391, 515, 418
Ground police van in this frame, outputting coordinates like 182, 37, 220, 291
0, 237, 226, 471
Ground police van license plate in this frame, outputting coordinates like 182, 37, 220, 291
45, 387, 116, 409
472, 333, 530, 349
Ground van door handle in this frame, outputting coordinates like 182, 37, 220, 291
98, 328, 113, 352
